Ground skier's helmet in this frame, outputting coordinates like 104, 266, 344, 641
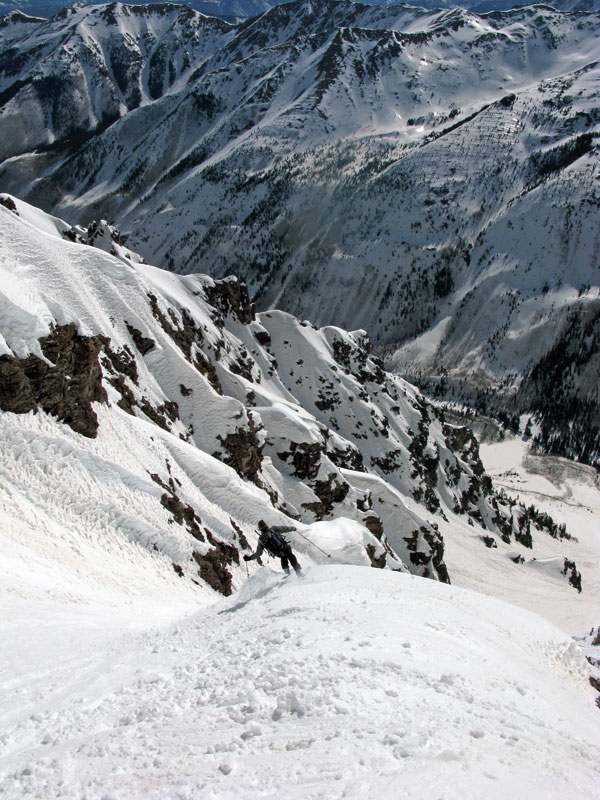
258, 520, 269, 532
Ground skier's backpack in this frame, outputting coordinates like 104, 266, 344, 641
264, 531, 287, 556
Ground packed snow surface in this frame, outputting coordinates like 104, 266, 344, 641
2, 565, 599, 800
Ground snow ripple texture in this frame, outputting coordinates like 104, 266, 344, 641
1, 567, 599, 800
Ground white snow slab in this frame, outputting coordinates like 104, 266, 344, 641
1, 566, 598, 799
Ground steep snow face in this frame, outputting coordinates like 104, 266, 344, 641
1, 196, 591, 603
1, 565, 599, 799
1, 0, 599, 465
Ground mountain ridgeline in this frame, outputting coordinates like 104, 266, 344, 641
0, 196, 584, 597
0, 0, 599, 467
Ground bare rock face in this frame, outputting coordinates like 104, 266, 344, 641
0, 195, 18, 214
148, 292, 223, 394
303, 473, 350, 519
403, 524, 451, 584
562, 558, 582, 593
204, 277, 255, 325
215, 415, 264, 485
0, 355, 37, 414
278, 441, 323, 481
192, 541, 239, 596
0, 324, 107, 437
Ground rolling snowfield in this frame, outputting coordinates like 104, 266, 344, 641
0, 198, 599, 798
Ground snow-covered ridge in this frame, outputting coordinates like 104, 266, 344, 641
0, 195, 589, 607
1, 0, 598, 466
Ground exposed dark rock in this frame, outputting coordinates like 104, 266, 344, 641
254, 330, 271, 347
101, 339, 139, 384
443, 423, 484, 477
150, 472, 175, 493
215, 415, 263, 484
192, 541, 238, 596
0, 195, 18, 213
303, 473, 350, 519
230, 518, 250, 550
331, 334, 384, 385
194, 350, 223, 395
0, 323, 107, 438
371, 448, 403, 474
0, 355, 36, 414
278, 441, 322, 481
481, 535, 498, 548
403, 524, 450, 583
173, 563, 184, 577
230, 350, 255, 382
315, 385, 341, 411
180, 383, 193, 396
364, 515, 384, 539
109, 374, 136, 415
140, 398, 179, 430
328, 442, 365, 473
148, 292, 223, 392
562, 558, 582, 593
365, 543, 386, 568
204, 277, 255, 324
408, 400, 441, 513
126, 322, 155, 355
160, 491, 205, 541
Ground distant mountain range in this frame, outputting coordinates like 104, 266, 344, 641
1, 0, 598, 466
1, 0, 599, 23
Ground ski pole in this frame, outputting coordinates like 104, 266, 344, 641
293, 529, 332, 559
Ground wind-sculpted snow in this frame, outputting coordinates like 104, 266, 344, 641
0, 196, 591, 604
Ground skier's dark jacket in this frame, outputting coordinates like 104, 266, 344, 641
247, 525, 296, 560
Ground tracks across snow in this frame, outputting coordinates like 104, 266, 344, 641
1, 566, 599, 800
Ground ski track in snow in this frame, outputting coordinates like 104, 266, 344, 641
1, 567, 599, 800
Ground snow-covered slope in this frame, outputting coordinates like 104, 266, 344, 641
1, 193, 599, 799
1, 565, 599, 799
1, 0, 598, 465
1, 194, 592, 607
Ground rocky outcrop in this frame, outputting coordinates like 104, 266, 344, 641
0, 324, 107, 437
126, 323, 155, 356
562, 558, 582, 593
192, 540, 239, 596
204, 277, 255, 325
215, 415, 263, 484
403, 524, 450, 584
278, 441, 322, 481
0, 195, 18, 214
302, 473, 350, 519
148, 292, 223, 394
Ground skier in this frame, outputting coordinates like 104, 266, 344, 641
243, 520, 302, 576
